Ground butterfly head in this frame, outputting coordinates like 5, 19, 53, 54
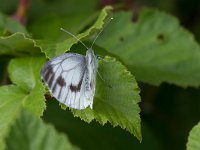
86, 48, 94, 54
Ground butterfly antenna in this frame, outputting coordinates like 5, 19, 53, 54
60, 27, 89, 50
90, 17, 113, 48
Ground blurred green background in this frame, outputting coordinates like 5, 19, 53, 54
1, 0, 200, 150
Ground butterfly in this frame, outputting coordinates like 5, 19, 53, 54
41, 18, 113, 110
41, 47, 97, 110
40, 17, 113, 110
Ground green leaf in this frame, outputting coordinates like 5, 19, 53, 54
5, 110, 79, 150
8, 57, 44, 91
187, 122, 200, 150
37, 6, 112, 59
0, 57, 46, 150
8, 57, 46, 115
0, 85, 24, 150
0, 13, 27, 35
0, 84, 45, 150
96, 9, 200, 87
44, 100, 160, 150
71, 56, 141, 141
28, 0, 98, 39
0, 32, 40, 56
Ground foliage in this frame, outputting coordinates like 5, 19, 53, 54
0, 0, 200, 150
96, 9, 200, 87
72, 56, 141, 140
187, 122, 200, 150
6, 110, 79, 150
0, 57, 46, 150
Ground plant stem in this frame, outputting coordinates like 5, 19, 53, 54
12, 0, 29, 25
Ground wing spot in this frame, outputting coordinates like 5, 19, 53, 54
57, 76, 66, 86
69, 79, 82, 92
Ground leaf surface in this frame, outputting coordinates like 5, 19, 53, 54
0, 33, 40, 56
0, 57, 46, 150
6, 110, 79, 150
28, 0, 98, 39
96, 9, 200, 87
37, 6, 112, 58
72, 56, 141, 141
187, 122, 200, 150
0, 13, 27, 35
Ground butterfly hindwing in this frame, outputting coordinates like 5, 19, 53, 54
41, 53, 93, 109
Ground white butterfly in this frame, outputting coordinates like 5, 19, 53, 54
41, 47, 97, 110
41, 17, 113, 110
40, 18, 113, 110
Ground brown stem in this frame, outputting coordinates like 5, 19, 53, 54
12, 0, 29, 25
101, 0, 116, 6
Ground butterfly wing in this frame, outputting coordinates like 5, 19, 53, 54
41, 53, 93, 110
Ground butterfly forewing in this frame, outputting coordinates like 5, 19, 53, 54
41, 53, 94, 110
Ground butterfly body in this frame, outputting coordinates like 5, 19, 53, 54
41, 48, 98, 110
